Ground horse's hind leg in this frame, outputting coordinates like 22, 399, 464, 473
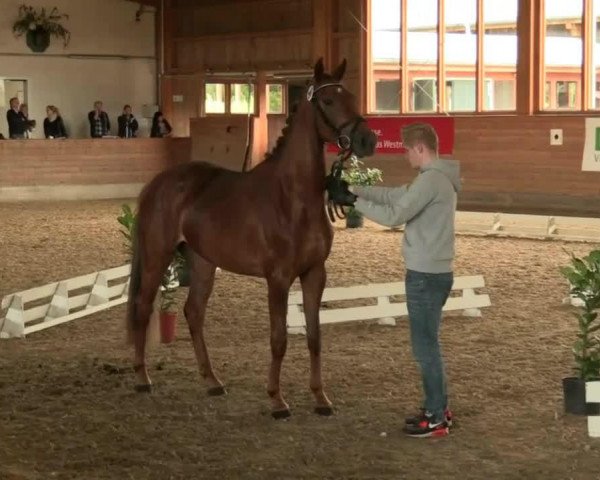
266, 276, 292, 418
183, 251, 224, 395
133, 258, 171, 392
300, 263, 333, 415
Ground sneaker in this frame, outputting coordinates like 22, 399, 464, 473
403, 411, 449, 438
405, 407, 453, 427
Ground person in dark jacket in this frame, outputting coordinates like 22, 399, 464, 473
88, 101, 110, 138
6, 97, 29, 139
150, 111, 173, 138
117, 105, 139, 138
43, 105, 68, 138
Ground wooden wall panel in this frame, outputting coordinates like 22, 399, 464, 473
173, 31, 313, 72
161, 76, 202, 137
189, 116, 251, 171
173, 0, 312, 37
324, 115, 600, 217
0, 138, 190, 187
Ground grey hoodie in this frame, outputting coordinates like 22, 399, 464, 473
353, 159, 461, 273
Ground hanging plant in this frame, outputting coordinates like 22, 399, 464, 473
12, 4, 71, 52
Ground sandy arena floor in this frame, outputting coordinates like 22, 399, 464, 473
1, 199, 599, 480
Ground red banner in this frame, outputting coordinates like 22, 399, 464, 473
327, 116, 455, 155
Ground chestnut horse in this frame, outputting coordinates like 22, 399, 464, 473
126, 58, 377, 418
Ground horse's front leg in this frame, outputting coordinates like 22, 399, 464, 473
300, 263, 333, 415
266, 277, 292, 418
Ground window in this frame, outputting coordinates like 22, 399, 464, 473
543, 0, 583, 111
412, 79, 436, 111
370, 0, 400, 113
230, 83, 255, 114
483, 0, 517, 111
408, 0, 438, 112
368, 0, 517, 114
205, 83, 226, 113
267, 84, 284, 114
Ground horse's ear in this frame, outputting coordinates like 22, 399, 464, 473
314, 57, 325, 82
331, 58, 347, 81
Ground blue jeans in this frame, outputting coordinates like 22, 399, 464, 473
405, 269, 453, 423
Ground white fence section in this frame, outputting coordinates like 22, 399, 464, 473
454, 212, 600, 241
0, 264, 131, 339
286, 275, 491, 335
587, 381, 600, 438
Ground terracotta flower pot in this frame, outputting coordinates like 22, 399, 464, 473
159, 311, 177, 344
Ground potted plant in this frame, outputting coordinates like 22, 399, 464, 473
340, 155, 383, 228
158, 264, 179, 344
117, 204, 181, 343
12, 5, 71, 53
559, 248, 600, 415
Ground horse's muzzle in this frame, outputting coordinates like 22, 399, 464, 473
351, 123, 378, 157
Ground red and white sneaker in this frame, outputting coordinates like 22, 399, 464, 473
405, 407, 453, 427
403, 410, 451, 438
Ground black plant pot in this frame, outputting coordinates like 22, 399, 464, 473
26, 27, 50, 53
563, 376, 600, 415
346, 212, 364, 229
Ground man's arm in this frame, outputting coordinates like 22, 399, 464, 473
351, 185, 408, 205
353, 173, 435, 227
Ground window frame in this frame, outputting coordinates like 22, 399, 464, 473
366, 0, 518, 115
364, 0, 600, 116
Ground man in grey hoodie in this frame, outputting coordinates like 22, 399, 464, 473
349, 122, 461, 438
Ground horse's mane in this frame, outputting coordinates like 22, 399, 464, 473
262, 107, 297, 163
262, 73, 340, 163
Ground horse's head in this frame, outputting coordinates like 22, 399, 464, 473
307, 58, 377, 158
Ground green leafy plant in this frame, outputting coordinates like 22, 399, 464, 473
341, 156, 383, 218
12, 5, 71, 47
117, 204, 136, 255
116, 204, 182, 313
560, 248, 600, 380
159, 265, 178, 313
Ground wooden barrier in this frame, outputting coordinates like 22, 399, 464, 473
587, 381, 600, 437
286, 275, 491, 335
0, 137, 190, 201
0, 264, 131, 338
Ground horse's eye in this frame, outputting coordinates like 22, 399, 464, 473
323, 98, 333, 106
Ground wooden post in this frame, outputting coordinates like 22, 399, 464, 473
1, 295, 25, 338
251, 71, 269, 168
46, 282, 69, 321
313, 0, 333, 68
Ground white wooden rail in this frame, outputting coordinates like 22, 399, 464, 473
286, 275, 491, 335
0, 264, 131, 339
587, 381, 600, 437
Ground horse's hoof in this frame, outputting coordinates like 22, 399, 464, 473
207, 385, 227, 396
314, 405, 334, 416
135, 383, 152, 393
271, 408, 291, 420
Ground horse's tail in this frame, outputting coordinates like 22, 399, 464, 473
126, 220, 142, 344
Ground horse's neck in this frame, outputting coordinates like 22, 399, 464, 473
274, 101, 325, 186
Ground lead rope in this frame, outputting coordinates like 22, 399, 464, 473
326, 149, 354, 223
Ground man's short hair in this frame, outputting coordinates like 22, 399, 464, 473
401, 122, 439, 153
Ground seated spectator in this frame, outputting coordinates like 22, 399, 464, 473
88, 101, 110, 138
150, 111, 173, 138
6, 97, 29, 139
117, 105, 139, 138
44, 105, 68, 138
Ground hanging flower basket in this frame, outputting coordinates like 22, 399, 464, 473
12, 5, 70, 53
